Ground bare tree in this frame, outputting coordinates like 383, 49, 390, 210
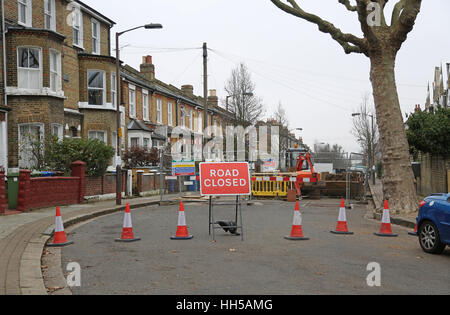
270, 0, 421, 214
351, 93, 379, 170
225, 63, 265, 127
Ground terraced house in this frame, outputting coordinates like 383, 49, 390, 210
0, 0, 232, 173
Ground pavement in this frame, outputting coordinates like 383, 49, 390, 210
0, 193, 183, 295
0, 182, 417, 295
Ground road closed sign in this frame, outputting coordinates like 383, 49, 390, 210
199, 162, 251, 196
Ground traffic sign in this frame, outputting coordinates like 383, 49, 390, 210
199, 162, 251, 196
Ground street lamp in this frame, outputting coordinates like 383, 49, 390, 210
115, 23, 163, 205
352, 112, 376, 185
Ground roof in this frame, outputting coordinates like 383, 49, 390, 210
127, 120, 152, 132
69, 0, 116, 26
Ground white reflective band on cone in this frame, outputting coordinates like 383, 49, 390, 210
55, 216, 64, 232
123, 213, 132, 228
381, 209, 391, 224
293, 210, 302, 226
338, 208, 347, 222
178, 211, 186, 226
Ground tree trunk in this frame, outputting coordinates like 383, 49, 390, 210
369, 51, 418, 214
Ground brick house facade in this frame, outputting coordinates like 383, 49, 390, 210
1, 0, 232, 172
0, 0, 116, 170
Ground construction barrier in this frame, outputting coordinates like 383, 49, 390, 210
251, 176, 297, 197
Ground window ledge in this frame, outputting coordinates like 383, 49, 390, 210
6, 87, 65, 98
78, 102, 117, 111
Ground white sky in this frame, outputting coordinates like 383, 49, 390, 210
83, 0, 450, 153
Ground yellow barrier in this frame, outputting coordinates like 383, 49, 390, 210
252, 179, 294, 198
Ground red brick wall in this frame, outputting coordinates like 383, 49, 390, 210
27, 177, 80, 209
17, 161, 86, 211
85, 172, 127, 197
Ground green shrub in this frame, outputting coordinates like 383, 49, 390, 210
47, 138, 115, 176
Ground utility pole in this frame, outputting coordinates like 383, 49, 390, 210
203, 42, 208, 133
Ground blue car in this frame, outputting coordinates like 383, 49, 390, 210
416, 193, 450, 254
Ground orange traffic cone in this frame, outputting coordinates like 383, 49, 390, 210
285, 201, 309, 240
374, 200, 398, 237
171, 201, 193, 240
330, 198, 354, 235
115, 203, 141, 242
47, 206, 73, 247
408, 224, 418, 236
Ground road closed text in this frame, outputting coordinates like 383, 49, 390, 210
200, 162, 251, 196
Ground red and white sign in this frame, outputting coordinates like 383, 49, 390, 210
199, 162, 251, 196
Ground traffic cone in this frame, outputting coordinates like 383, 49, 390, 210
285, 201, 309, 240
115, 203, 141, 242
374, 200, 398, 237
47, 206, 73, 247
330, 198, 354, 235
171, 201, 193, 240
408, 225, 418, 236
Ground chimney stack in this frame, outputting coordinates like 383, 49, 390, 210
140, 55, 155, 81
181, 84, 194, 95
207, 89, 218, 107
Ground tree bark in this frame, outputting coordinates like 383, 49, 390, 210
369, 49, 418, 214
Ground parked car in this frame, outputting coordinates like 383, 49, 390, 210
416, 193, 450, 254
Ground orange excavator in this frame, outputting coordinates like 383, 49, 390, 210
285, 147, 324, 199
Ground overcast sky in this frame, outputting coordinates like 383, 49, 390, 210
83, 0, 450, 153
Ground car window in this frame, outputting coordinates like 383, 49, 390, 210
447, 197, 450, 203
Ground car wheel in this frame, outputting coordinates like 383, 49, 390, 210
418, 221, 446, 254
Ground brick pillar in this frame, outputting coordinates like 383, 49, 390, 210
71, 161, 86, 204
17, 170, 31, 212
0, 171, 6, 214
136, 171, 144, 195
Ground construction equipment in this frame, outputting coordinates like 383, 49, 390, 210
252, 144, 324, 199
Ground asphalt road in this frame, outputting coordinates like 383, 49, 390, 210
61, 198, 450, 295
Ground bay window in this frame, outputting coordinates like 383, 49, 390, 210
88, 70, 105, 105
18, 47, 41, 90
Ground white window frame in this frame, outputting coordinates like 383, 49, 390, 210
51, 123, 63, 141
167, 102, 173, 127
72, 6, 83, 48
111, 72, 117, 108
18, 0, 32, 27
143, 90, 149, 121
91, 19, 100, 55
156, 98, 162, 124
189, 108, 193, 130
129, 84, 136, 118
198, 111, 202, 133
44, 0, 56, 31
143, 137, 150, 149
130, 137, 139, 148
88, 130, 107, 143
49, 49, 62, 92
17, 46, 42, 91
180, 105, 185, 128
18, 123, 44, 169
87, 70, 106, 106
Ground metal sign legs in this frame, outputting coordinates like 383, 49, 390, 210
208, 196, 244, 241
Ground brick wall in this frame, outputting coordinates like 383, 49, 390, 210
85, 171, 127, 197
16, 161, 86, 212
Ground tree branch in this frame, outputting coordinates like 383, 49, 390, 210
390, 0, 422, 51
270, 0, 368, 55
391, 0, 406, 26
338, 0, 357, 12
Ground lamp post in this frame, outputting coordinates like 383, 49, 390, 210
115, 23, 162, 205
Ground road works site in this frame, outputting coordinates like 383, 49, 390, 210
42, 198, 450, 295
